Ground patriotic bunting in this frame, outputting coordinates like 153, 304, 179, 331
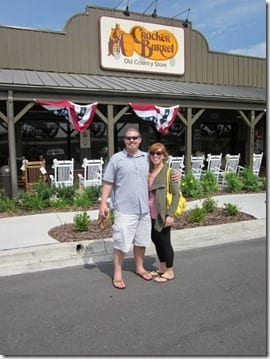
35, 99, 98, 133
130, 103, 179, 134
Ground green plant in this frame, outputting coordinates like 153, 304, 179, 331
73, 211, 91, 231
187, 205, 206, 223
224, 202, 240, 216
55, 184, 76, 205
74, 190, 92, 208
260, 177, 266, 191
32, 178, 54, 201
17, 191, 48, 211
86, 185, 102, 203
225, 173, 243, 192
202, 197, 217, 213
239, 168, 260, 192
74, 186, 102, 208
109, 210, 114, 224
50, 196, 70, 209
181, 172, 203, 198
200, 171, 218, 194
0, 189, 17, 212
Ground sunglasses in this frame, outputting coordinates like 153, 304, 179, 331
150, 151, 163, 156
125, 136, 139, 141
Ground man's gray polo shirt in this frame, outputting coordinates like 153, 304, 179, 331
103, 149, 149, 214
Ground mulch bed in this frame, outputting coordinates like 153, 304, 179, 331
48, 208, 255, 243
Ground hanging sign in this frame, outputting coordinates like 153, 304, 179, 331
100, 17, 185, 75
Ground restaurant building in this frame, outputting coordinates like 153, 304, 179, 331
0, 5, 266, 197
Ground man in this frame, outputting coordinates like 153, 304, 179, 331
99, 127, 179, 289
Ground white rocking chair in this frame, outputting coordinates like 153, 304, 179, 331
78, 158, 104, 188
204, 153, 222, 183
219, 153, 240, 185
252, 153, 264, 176
238, 152, 264, 177
191, 155, 205, 181
50, 159, 74, 187
168, 155, 185, 176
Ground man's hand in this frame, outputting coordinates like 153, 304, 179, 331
99, 203, 109, 219
171, 169, 180, 183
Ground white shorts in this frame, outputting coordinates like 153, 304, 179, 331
112, 211, 151, 253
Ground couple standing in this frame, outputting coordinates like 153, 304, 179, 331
99, 128, 180, 289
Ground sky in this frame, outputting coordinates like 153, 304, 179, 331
0, 0, 267, 58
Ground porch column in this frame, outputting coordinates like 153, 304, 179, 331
7, 91, 18, 198
107, 105, 115, 158
185, 108, 192, 173
238, 109, 265, 169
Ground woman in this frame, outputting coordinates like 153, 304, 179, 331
148, 143, 180, 283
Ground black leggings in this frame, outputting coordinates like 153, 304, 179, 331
151, 219, 174, 268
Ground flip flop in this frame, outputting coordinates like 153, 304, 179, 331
153, 274, 174, 283
136, 271, 152, 281
150, 270, 164, 277
112, 278, 126, 289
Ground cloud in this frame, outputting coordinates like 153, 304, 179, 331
228, 42, 266, 58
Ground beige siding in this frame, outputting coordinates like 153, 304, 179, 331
0, 6, 266, 88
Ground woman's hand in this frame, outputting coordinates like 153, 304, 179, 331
165, 215, 174, 227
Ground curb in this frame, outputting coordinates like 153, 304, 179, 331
0, 219, 266, 277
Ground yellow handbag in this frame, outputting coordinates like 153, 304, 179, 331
166, 169, 187, 216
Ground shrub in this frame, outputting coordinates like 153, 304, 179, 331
225, 173, 243, 192
181, 172, 203, 198
240, 168, 261, 192
55, 184, 76, 205
32, 178, 54, 201
187, 205, 206, 223
224, 202, 240, 216
260, 177, 266, 191
73, 211, 91, 231
202, 197, 218, 213
86, 185, 102, 203
74, 186, 102, 208
50, 196, 70, 209
109, 210, 114, 224
0, 189, 17, 212
74, 190, 92, 208
200, 171, 218, 194
17, 191, 48, 211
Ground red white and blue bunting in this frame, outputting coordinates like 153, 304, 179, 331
35, 99, 98, 133
130, 103, 179, 134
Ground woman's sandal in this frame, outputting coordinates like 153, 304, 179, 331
150, 270, 164, 277
112, 278, 126, 289
153, 274, 175, 283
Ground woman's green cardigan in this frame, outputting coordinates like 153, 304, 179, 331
150, 163, 180, 232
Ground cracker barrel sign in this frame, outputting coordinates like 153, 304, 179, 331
100, 17, 185, 75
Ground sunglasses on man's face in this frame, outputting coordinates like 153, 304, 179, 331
125, 136, 139, 141
150, 151, 163, 156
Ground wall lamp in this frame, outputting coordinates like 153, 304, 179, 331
123, 0, 130, 16
172, 8, 191, 27
143, 0, 158, 18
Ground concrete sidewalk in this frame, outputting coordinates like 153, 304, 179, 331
0, 192, 266, 277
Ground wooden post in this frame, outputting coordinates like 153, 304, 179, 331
185, 108, 192, 173
7, 90, 18, 198
107, 105, 114, 158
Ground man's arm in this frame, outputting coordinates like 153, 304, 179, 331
99, 181, 113, 218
